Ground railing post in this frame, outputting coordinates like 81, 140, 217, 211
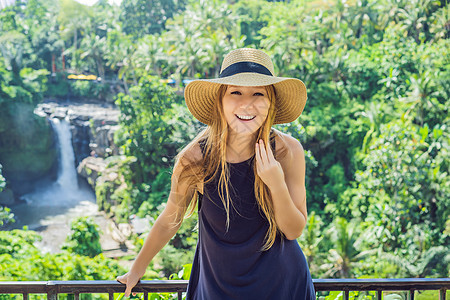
23, 293, 28, 300
343, 288, 349, 300
440, 288, 446, 300
376, 290, 382, 300
178, 291, 183, 300
47, 289, 57, 300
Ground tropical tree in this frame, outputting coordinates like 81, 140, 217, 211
320, 217, 376, 278
394, 0, 442, 43
384, 224, 449, 277
298, 211, 324, 276
119, 0, 187, 38
232, 0, 269, 47
80, 32, 107, 79
352, 119, 449, 251
104, 29, 138, 93
163, 0, 243, 80
58, 0, 93, 73
259, 0, 312, 76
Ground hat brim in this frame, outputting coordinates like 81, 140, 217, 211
184, 73, 307, 125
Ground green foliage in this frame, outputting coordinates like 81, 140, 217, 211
119, 0, 187, 38
0, 55, 56, 186
0, 165, 5, 192
69, 80, 110, 100
0, 207, 14, 227
0, 229, 41, 258
46, 73, 70, 97
354, 120, 448, 246
155, 244, 194, 278
1, 0, 449, 282
162, 0, 244, 79
113, 76, 201, 220
94, 155, 152, 222
0, 229, 125, 280
62, 217, 102, 257
115, 76, 179, 182
136, 168, 171, 218
233, 0, 268, 47
153, 214, 198, 277
0, 166, 11, 227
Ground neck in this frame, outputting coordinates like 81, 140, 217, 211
226, 131, 257, 162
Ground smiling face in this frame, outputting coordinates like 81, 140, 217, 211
221, 85, 271, 136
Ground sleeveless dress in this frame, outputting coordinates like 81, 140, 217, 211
186, 136, 315, 300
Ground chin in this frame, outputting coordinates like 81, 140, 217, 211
229, 125, 260, 136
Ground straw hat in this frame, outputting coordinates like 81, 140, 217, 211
184, 48, 307, 125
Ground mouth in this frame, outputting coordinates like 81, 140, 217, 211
235, 114, 256, 121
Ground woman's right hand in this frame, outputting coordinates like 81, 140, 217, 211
116, 271, 142, 297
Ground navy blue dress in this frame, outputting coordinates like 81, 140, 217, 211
186, 137, 315, 300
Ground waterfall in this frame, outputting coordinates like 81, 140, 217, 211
11, 117, 98, 249
5, 104, 121, 255
20, 117, 91, 206
53, 118, 78, 193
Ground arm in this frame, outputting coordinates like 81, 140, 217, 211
255, 135, 307, 240
116, 154, 198, 296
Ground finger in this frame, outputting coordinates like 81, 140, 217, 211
255, 140, 263, 164
258, 140, 270, 165
255, 145, 262, 172
265, 140, 276, 162
125, 285, 132, 298
116, 276, 125, 284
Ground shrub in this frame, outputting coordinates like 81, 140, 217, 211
62, 216, 102, 257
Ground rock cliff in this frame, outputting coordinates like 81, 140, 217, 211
35, 99, 121, 166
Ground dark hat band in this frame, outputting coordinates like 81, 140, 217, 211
219, 61, 273, 78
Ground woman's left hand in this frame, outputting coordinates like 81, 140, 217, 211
255, 139, 285, 189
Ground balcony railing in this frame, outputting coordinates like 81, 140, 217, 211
0, 278, 449, 300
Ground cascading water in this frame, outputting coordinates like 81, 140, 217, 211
8, 117, 99, 252
21, 117, 94, 206
54, 118, 79, 195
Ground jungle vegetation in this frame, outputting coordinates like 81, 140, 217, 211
0, 0, 448, 284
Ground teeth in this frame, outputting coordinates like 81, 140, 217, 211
236, 114, 255, 120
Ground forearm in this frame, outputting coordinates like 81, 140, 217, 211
129, 215, 181, 275
269, 182, 306, 240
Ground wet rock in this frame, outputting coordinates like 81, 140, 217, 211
1, 101, 58, 196
77, 156, 107, 189
35, 99, 121, 166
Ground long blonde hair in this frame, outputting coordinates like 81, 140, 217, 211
175, 84, 287, 250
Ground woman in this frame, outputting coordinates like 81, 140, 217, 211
117, 48, 315, 299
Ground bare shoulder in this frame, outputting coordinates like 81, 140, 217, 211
181, 141, 203, 164
174, 141, 203, 172
272, 128, 304, 163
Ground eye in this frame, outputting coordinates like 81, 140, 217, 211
254, 92, 265, 96
230, 91, 242, 95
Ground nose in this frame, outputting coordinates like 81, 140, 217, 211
239, 96, 256, 109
